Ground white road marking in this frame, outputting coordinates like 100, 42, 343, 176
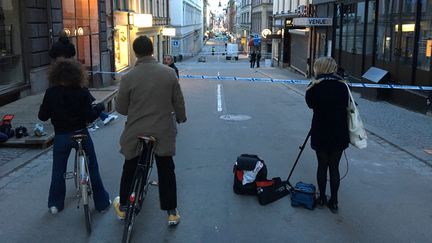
217, 84, 222, 112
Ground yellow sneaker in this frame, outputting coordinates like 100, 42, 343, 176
113, 196, 125, 220
168, 209, 180, 226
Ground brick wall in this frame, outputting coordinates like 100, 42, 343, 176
25, 0, 51, 68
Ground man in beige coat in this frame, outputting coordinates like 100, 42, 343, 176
113, 35, 186, 226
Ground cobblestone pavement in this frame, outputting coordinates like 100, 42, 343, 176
0, 150, 52, 193
0, 148, 31, 167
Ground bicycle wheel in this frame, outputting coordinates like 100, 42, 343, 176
122, 175, 143, 243
79, 153, 92, 234
84, 204, 92, 234
73, 152, 78, 189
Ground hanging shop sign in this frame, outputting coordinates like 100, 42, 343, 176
293, 18, 333, 26
261, 29, 272, 38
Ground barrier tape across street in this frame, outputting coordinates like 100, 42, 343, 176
91, 71, 432, 91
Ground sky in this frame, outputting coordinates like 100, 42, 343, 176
208, 0, 229, 9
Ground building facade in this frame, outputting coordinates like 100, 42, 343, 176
112, 0, 170, 72
0, 0, 112, 106
238, 0, 252, 52
271, 0, 311, 74
169, 0, 203, 59
251, 0, 273, 55
309, 0, 432, 112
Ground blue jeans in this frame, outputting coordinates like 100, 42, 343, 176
48, 129, 110, 211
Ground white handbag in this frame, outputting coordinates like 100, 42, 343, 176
342, 82, 367, 149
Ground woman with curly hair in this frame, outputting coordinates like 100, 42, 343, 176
38, 58, 111, 214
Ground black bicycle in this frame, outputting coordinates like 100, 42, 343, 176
122, 136, 157, 243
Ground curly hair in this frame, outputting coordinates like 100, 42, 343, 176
48, 58, 88, 88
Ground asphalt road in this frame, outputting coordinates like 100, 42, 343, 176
1, 40, 431, 243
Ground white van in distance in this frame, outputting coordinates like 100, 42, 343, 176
226, 43, 239, 60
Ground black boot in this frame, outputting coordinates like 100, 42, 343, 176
316, 195, 327, 208
327, 198, 338, 214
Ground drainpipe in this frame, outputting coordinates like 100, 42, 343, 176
110, 0, 115, 75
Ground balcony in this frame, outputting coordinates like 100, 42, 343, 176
252, 0, 273, 6
153, 17, 170, 26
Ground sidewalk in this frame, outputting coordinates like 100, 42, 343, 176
256, 66, 432, 166
0, 86, 118, 177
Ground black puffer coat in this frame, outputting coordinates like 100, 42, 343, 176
48, 37, 76, 59
305, 73, 350, 151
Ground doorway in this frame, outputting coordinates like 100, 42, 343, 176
62, 0, 101, 85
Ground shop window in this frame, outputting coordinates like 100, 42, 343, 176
416, 0, 432, 72
364, 0, 376, 55
114, 25, 129, 71
0, 1, 24, 90
377, 0, 397, 62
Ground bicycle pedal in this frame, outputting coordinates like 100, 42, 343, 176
64, 172, 75, 179
150, 180, 158, 186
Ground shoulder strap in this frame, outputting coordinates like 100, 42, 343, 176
339, 80, 356, 109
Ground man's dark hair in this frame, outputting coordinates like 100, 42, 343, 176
133, 35, 153, 57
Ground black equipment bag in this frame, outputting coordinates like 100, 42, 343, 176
233, 154, 267, 195
256, 177, 290, 205
287, 131, 317, 210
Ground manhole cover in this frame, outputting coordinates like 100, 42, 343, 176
219, 114, 251, 121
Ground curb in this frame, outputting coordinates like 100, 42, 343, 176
0, 146, 52, 178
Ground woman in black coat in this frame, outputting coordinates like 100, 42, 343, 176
305, 57, 349, 213
48, 30, 76, 59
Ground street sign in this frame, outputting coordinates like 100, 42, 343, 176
171, 40, 179, 47
293, 18, 333, 26
253, 38, 261, 46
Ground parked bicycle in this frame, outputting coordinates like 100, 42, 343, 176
64, 133, 93, 234
122, 136, 157, 243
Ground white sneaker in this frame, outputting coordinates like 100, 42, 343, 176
102, 114, 117, 125
88, 124, 99, 132
49, 206, 58, 214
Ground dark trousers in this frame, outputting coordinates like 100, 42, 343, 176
316, 150, 343, 204
256, 60, 260, 68
250, 60, 255, 68
120, 155, 177, 211
49, 130, 110, 211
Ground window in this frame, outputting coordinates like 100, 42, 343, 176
62, 0, 100, 70
417, 0, 432, 71
0, 0, 25, 89
114, 25, 129, 71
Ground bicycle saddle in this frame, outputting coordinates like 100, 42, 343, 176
137, 135, 156, 142
71, 134, 88, 140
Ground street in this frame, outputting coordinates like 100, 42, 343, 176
1, 40, 432, 243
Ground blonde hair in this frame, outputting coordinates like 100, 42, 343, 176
313, 57, 338, 77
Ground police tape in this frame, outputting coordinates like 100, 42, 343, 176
90, 71, 432, 91
178, 75, 432, 91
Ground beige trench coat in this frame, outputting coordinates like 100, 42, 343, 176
116, 56, 187, 160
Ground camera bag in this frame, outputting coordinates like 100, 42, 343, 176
256, 177, 290, 205
233, 154, 267, 195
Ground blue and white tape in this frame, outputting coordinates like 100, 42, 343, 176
90, 71, 432, 91
179, 75, 432, 91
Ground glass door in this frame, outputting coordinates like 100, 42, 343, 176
62, 0, 100, 85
